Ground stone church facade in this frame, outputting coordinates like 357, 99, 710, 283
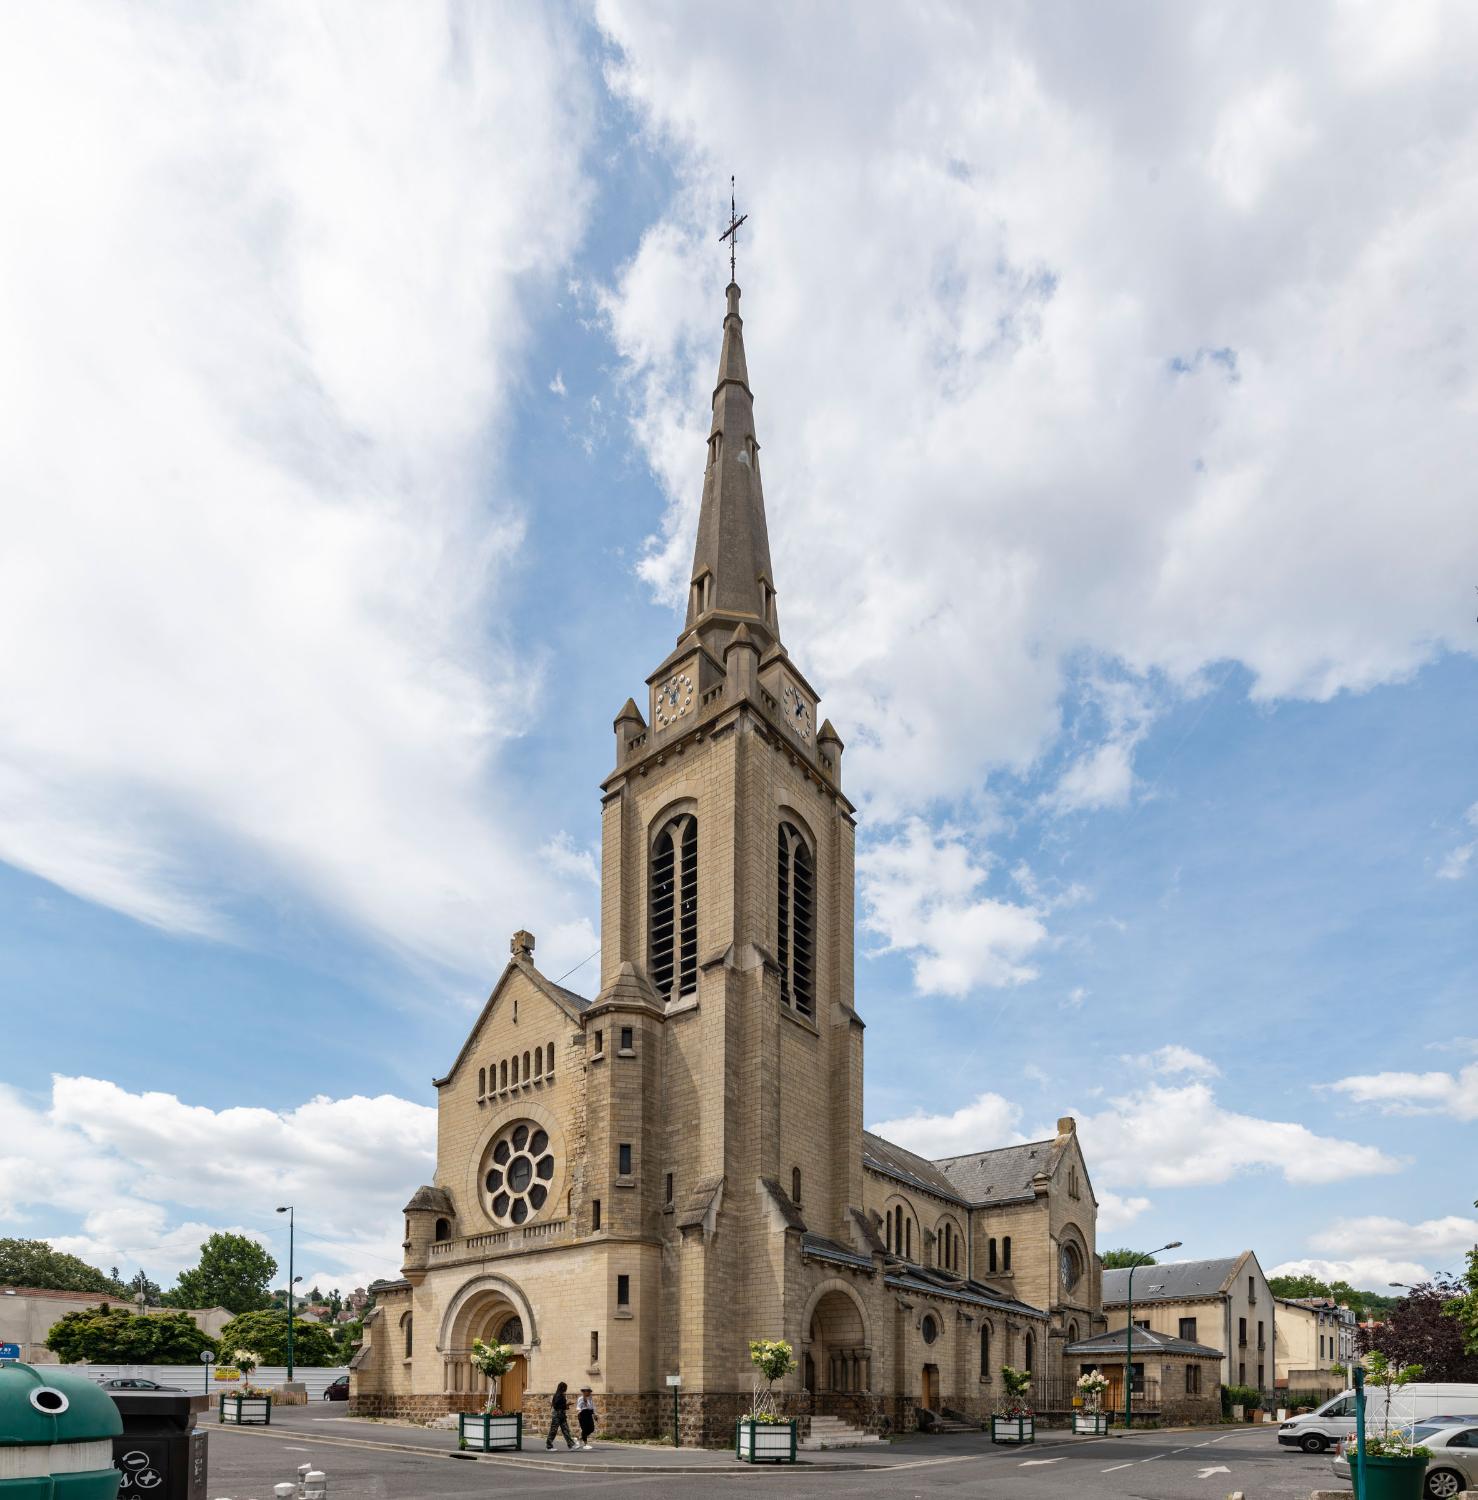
350, 280, 1106, 1442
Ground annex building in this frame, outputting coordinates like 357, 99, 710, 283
350, 279, 1108, 1441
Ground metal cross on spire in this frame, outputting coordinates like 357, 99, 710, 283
718, 175, 747, 285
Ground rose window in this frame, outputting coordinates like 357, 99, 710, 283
484, 1122, 555, 1226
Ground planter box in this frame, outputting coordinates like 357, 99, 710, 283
991, 1415, 1035, 1444
1357, 1453, 1428, 1500
1072, 1412, 1108, 1435
735, 1418, 797, 1463
458, 1413, 523, 1451
219, 1394, 271, 1425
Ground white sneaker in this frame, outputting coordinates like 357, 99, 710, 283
581, 1442, 592, 1449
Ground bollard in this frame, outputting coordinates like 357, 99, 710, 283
274, 1485, 295, 1498
301, 1471, 326, 1500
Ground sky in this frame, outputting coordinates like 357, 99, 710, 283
2, 1, 1475, 1302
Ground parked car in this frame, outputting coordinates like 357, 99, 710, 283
1331, 1423, 1478, 1499
95, 1377, 184, 1392
323, 1375, 349, 1401
1279, 1384, 1478, 1453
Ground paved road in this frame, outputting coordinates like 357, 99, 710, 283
204, 1410, 1334, 1498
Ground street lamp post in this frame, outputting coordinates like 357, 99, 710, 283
1125, 1241, 1182, 1430
276, 1206, 295, 1383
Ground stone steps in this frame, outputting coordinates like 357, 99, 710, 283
800, 1416, 884, 1449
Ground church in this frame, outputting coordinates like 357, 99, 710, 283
349, 276, 1106, 1442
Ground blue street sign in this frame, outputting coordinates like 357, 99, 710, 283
0, 1343, 21, 1360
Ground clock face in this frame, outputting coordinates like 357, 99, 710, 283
781, 682, 812, 742
655, 672, 694, 728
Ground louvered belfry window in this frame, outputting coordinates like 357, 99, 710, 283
777, 822, 815, 1016
650, 814, 698, 1001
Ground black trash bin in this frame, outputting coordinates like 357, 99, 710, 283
108, 1391, 211, 1500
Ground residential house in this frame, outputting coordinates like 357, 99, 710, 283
1274, 1296, 1345, 1397
1103, 1250, 1276, 1392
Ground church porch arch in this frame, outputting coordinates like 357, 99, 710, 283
800, 1279, 872, 1394
439, 1274, 538, 1403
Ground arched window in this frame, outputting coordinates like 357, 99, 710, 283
402, 1313, 413, 1359
523, 1050, 531, 1081
511, 1054, 519, 1086
534, 1048, 543, 1080
651, 814, 698, 1002
1024, 1330, 1034, 1373
886, 1208, 895, 1253
1067, 1321, 1078, 1344
905, 1215, 913, 1260
777, 823, 815, 1016
500, 1059, 508, 1090
498, 1315, 524, 1345
478, 1067, 486, 1097
980, 1324, 991, 1378
546, 1041, 555, 1076
989, 1237, 998, 1273
433, 1217, 451, 1242
791, 1167, 802, 1206
1003, 1235, 1012, 1271
1059, 1240, 1082, 1292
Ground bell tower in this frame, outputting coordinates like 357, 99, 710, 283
592, 278, 863, 1423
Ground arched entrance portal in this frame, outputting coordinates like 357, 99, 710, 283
805, 1287, 870, 1394
439, 1277, 536, 1408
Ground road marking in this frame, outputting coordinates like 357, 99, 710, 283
1100, 1462, 1134, 1472
1196, 1465, 1231, 1479
1138, 1453, 1164, 1462
1019, 1458, 1065, 1467
1172, 1446, 1190, 1452
1209, 1434, 1230, 1443
281, 1446, 311, 1452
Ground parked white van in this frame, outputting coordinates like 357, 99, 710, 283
1278, 1385, 1478, 1454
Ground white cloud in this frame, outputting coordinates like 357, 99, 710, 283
1325, 1062, 1478, 1121
1074, 1081, 1401, 1188
1098, 1192, 1153, 1234
549, 371, 568, 397
1271, 1255, 1439, 1290
596, 3, 1478, 828
1308, 1213, 1478, 1265
0, 1077, 434, 1291
0, 4, 599, 979
858, 820, 1048, 995
869, 1091, 1025, 1159
1436, 801, 1478, 879
873, 1077, 1399, 1193
1124, 1044, 1221, 1077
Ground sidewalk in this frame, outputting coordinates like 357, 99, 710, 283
220, 1406, 1234, 1475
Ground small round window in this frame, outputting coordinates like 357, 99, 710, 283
921, 1314, 938, 1345
483, 1120, 555, 1227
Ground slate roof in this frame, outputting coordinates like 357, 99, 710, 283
1065, 1325, 1224, 1359
883, 1269, 1047, 1320
801, 1233, 874, 1271
1101, 1256, 1242, 1305
861, 1131, 967, 1204
932, 1138, 1058, 1205
402, 1185, 455, 1216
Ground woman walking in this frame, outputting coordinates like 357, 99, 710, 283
545, 1380, 576, 1450
575, 1385, 597, 1449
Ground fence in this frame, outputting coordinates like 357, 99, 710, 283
56, 1363, 349, 1400
1030, 1375, 1161, 1414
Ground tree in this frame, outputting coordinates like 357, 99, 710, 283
165, 1233, 276, 1314
0, 1239, 124, 1295
215, 1310, 338, 1367
1360, 1279, 1478, 1382
124, 1270, 163, 1307
1268, 1273, 1328, 1300
45, 1306, 210, 1363
1101, 1249, 1158, 1269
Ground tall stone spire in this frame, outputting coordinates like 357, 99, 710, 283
681, 282, 781, 658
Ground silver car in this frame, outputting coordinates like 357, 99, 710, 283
1332, 1423, 1478, 1499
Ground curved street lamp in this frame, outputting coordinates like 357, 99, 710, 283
1125, 1241, 1182, 1429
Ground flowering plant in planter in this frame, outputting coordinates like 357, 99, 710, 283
469, 1339, 515, 1414
747, 1338, 795, 1421
1076, 1371, 1109, 1413
999, 1364, 1034, 1417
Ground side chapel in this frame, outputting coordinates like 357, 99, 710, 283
350, 278, 1106, 1441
